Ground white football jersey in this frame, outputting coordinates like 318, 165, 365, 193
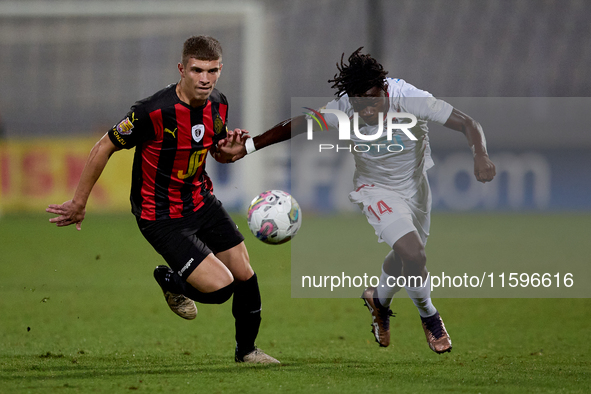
323, 78, 453, 198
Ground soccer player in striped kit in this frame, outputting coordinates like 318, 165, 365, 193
46, 35, 279, 364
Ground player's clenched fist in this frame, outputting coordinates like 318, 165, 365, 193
474, 154, 496, 183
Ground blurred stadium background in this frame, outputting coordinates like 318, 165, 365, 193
1, 3, 590, 391
0, 0, 590, 214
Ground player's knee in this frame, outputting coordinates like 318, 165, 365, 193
232, 262, 255, 282
412, 249, 427, 270
228, 253, 254, 282
398, 246, 426, 269
217, 243, 252, 281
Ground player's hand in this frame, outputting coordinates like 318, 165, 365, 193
474, 154, 496, 183
46, 200, 86, 231
215, 128, 249, 162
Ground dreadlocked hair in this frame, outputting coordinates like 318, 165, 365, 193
328, 47, 388, 97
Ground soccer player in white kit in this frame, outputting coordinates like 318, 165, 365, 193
225, 48, 496, 354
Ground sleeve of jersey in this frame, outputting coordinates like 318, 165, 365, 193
107, 106, 155, 149
213, 94, 229, 144
399, 85, 453, 125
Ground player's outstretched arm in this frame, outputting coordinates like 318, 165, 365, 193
46, 133, 120, 230
212, 128, 250, 163
443, 108, 496, 183
218, 115, 308, 162
251, 115, 307, 151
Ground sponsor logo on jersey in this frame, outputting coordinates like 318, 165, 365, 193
214, 115, 224, 135
177, 148, 207, 180
112, 130, 126, 145
116, 114, 135, 135
164, 127, 177, 138
192, 124, 205, 143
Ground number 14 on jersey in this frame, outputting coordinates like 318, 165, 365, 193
367, 200, 393, 221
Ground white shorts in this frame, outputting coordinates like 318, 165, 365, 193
348, 176, 431, 247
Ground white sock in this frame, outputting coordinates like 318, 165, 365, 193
376, 267, 402, 307
405, 276, 437, 318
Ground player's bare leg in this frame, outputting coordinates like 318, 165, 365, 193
186, 254, 234, 292
217, 242, 280, 364
216, 242, 253, 282
395, 231, 452, 354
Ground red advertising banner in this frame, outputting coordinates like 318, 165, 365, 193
0, 139, 134, 213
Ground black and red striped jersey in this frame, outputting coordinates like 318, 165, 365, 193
107, 83, 229, 221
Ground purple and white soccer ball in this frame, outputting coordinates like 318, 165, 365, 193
247, 190, 302, 244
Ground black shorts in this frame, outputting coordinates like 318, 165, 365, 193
137, 197, 245, 280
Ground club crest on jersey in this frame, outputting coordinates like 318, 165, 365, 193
214, 115, 224, 135
116, 117, 134, 135
192, 124, 205, 143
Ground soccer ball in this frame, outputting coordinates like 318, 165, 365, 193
247, 190, 302, 244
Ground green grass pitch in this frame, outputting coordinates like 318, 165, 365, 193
0, 212, 589, 393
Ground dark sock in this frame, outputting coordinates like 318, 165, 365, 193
163, 269, 234, 304
232, 273, 262, 356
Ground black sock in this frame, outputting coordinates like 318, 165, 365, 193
163, 269, 234, 304
232, 273, 262, 356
